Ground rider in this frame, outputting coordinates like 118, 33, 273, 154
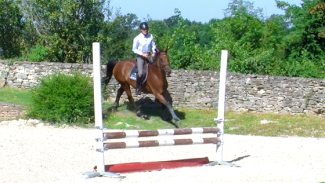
132, 22, 157, 95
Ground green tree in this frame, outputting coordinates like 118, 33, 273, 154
147, 20, 169, 48
0, 0, 24, 58
20, 0, 110, 63
163, 15, 179, 28
101, 12, 140, 61
167, 9, 203, 69
309, 1, 325, 37
210, 0, 268, 74
276, 0, 325, 78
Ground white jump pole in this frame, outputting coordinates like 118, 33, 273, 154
93, 42, 105, 174
83, 42, 123, 179
214, 50, 233, 166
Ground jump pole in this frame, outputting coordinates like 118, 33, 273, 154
210, 50, 234, 167
82, 42, 124, 179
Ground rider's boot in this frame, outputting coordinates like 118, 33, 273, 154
136, 75, 141, 95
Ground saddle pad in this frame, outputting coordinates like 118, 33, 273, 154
129, 65, 148, 84
129, 67, 137, 81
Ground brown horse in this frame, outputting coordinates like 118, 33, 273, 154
105, 47, 180, 128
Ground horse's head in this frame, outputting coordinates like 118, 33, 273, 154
153, 47, 172, 76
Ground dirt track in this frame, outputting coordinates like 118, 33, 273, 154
1, 120, 325, 183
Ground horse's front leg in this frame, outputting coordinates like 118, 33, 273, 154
155, 93, 180, 128
112, 86, 124, 112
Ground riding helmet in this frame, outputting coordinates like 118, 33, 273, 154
139, 22, 149, 30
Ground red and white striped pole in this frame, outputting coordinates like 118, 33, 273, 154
103, 127, 219, 139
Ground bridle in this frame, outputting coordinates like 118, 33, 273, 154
152, 52, 169, 71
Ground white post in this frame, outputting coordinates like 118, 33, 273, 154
216, 50, 228, 164
93, 42, 105, 173
83, 43, 124, 178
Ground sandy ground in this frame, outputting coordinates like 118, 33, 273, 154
0, 119, 325, 183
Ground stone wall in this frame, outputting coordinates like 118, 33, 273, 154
0, 61, 100, 89
0, 102, 26, 120
1, 60, 325, 116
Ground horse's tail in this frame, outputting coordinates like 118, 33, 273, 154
104, 60, 118, 85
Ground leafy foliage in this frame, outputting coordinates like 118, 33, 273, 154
0, 0, 324, 78
100, 11, 140, 61
27, 46, 50, 62
20, 0, 110, 63
0, 0, 24, 58
276, 0, 325, 78
28, 73, 94, 124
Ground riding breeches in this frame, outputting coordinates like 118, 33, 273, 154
136, 55, 154, 77
136, 56, 145, 78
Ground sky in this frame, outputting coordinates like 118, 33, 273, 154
109, 0, 303, 23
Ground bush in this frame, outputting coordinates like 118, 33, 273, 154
27, 72, 94, 124
28, 46, 50, 62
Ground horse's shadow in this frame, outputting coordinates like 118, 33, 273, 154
103, 97, 185, 127
133, 97, 185, 123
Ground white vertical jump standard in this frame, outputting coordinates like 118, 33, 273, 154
83, 42, 124, 178
83, 43, 232, 178
211, 50, 234, 167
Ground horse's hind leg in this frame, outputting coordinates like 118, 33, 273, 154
112, 86, 124, 112
123, 85, 142, 117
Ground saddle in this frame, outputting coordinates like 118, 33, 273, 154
129, 63, 148, 84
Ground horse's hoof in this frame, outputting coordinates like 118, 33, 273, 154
136, 111, 142, 117
175, 120, 180, 128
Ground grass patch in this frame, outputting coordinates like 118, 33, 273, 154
102, 102, 325, 138
225, 112, 325, 138
0, 87, 33, 106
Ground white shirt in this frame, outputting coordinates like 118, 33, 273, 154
132, 33, 157, 55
